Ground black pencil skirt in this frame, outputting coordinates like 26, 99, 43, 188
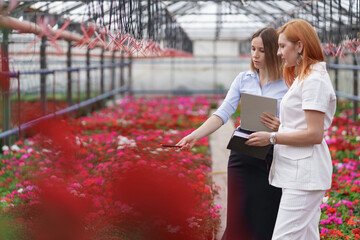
221, 134, 282, 240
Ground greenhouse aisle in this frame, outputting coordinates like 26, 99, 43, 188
210, 116, 235, 239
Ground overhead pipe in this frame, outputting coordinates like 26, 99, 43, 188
0, 15, 103, 47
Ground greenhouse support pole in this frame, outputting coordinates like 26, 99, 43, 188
86, 48, 91, 114
67, 41, 72, 106
1, 29, 10, 146
334, 57, 339, 105
100, 48, 104, 95
213, 41, 218, 91
171, 56, 175, 91
100, 48, 105, 108
120, 52, 125, 96
111, 51, 116, 101
354, 54, 358, 121
128, 54, 132, 95
40, 36, 47, 115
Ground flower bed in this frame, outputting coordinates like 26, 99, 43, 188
0, 96, 359, 239
320, 101, 360, 240
0, 96, 222, 240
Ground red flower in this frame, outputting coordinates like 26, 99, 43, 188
326, 207, 337, 215
347, 217, 357, 226
328, 229, 344, 237
5, 177, 12, 183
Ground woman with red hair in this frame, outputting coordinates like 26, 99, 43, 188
246, 19, 336, 239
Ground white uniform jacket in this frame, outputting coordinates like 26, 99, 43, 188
269, 62, 337, 190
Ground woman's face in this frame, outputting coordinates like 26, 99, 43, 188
251, 37, 265, 70
277, 33, 298, 67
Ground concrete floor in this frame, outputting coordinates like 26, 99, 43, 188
209, 117, 235, 240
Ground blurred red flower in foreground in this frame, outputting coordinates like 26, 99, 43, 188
110, 165, 199, 240
4, 179, 92, 240
27, 117, 78, 175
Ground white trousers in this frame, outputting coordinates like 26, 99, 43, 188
272, 188, 325, 240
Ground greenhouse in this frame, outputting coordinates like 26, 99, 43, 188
0, 0, 359, 239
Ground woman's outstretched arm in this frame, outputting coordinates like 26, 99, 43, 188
177, 115, 224, 151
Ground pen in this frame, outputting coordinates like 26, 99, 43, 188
161, 144, 181, 148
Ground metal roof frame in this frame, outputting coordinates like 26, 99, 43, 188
4, 0, 360, 42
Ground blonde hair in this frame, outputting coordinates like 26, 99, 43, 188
250, 27, 282, 81
278, 19, 324, 87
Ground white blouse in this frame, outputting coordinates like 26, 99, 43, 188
269, 62, 337, 190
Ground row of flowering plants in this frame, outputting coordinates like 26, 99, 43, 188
1, 96, 359, 239
320, 100, 360, 240
0, 96, 223, 240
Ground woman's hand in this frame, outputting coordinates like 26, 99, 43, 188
246, 131, 271, 146
176, 134, 198, 151
176, 115, 223, 151
261, 112, 280, 131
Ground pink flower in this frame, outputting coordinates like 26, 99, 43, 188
321, 228, 329, 234
106, 148, 115, 153
320, 216, 343, 225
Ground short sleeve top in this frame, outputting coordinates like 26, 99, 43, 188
269, 62, 337, 190
279, 62, 336, 131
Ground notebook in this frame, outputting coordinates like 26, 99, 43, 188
240, 92, 277, 132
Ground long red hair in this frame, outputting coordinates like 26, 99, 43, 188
278, 19, 324, 87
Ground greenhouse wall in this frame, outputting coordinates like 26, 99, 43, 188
131, 40, 250, 93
